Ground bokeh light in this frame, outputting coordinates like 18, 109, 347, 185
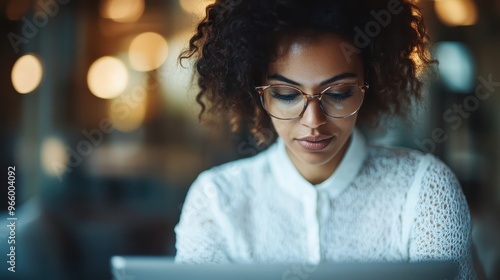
434, 0, 478, 27
409, 47, 428, 77
435, 42, 475, 93
41, 137, 68, 178
87, 56, 129, 99
100, 0, 145, 23
160, 31, 197, 114
179, 0, 214, 18
6, 0, 30, 21
109, 89, 148, 132
128, 32, 169, 72
12, 54, 44, 94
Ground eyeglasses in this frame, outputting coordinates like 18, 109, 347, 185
255, 83, 369, 120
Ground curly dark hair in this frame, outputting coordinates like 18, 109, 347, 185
180, 0, 434, 145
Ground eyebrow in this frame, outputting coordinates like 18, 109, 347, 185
267, 72, 358, 86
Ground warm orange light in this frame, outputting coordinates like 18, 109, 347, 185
179, 0, 214, 18
109, 91, 147, 132
100, 0, 145, 23
6, 0, 30, 21
160, 31, 197, 114
434, 0, 478, 27
41, 137, 68, 178
87, 56, 129, 99
410, 46, 431, 77
12, 54, 43, 94
128, 32, 169, 72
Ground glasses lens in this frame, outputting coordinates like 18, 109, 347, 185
262, 86, 304, 119
260, 84, 364, 119
321, 85, 363, 117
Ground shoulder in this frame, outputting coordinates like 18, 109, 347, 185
414, 152, 467, 211
366, 145, 424, 163
363, 145, 463, 194
363, 145, 427, 177
365, 144, 455, 174
372, 145, 470, 224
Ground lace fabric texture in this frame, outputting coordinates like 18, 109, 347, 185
175, 133, 475, 280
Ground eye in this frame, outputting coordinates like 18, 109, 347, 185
271, 92, 300, 101
269, 87, 301, 102
323, 91, 353, 102
323, 86, 354, 102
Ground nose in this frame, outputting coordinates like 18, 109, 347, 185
299, 98, 327, 128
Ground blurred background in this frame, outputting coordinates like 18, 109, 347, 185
0, 0, 499, 279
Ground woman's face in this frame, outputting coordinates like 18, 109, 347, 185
265, 32, 365, 182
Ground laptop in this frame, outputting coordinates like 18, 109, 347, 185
110, 256, 458, 280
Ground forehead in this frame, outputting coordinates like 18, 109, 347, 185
269, 32, 364, 85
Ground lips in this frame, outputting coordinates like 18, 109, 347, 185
296, 135, 334, 151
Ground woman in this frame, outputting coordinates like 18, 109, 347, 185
174, 0, 476, 279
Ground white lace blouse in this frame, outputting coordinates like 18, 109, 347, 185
174, 129, 475, 279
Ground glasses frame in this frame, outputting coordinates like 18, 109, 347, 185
255, 82, 370, 120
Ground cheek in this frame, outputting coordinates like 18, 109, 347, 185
270, 119, 291, 137
330, 114, 358, 129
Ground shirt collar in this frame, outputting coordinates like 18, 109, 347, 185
271, 128, 368, 199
